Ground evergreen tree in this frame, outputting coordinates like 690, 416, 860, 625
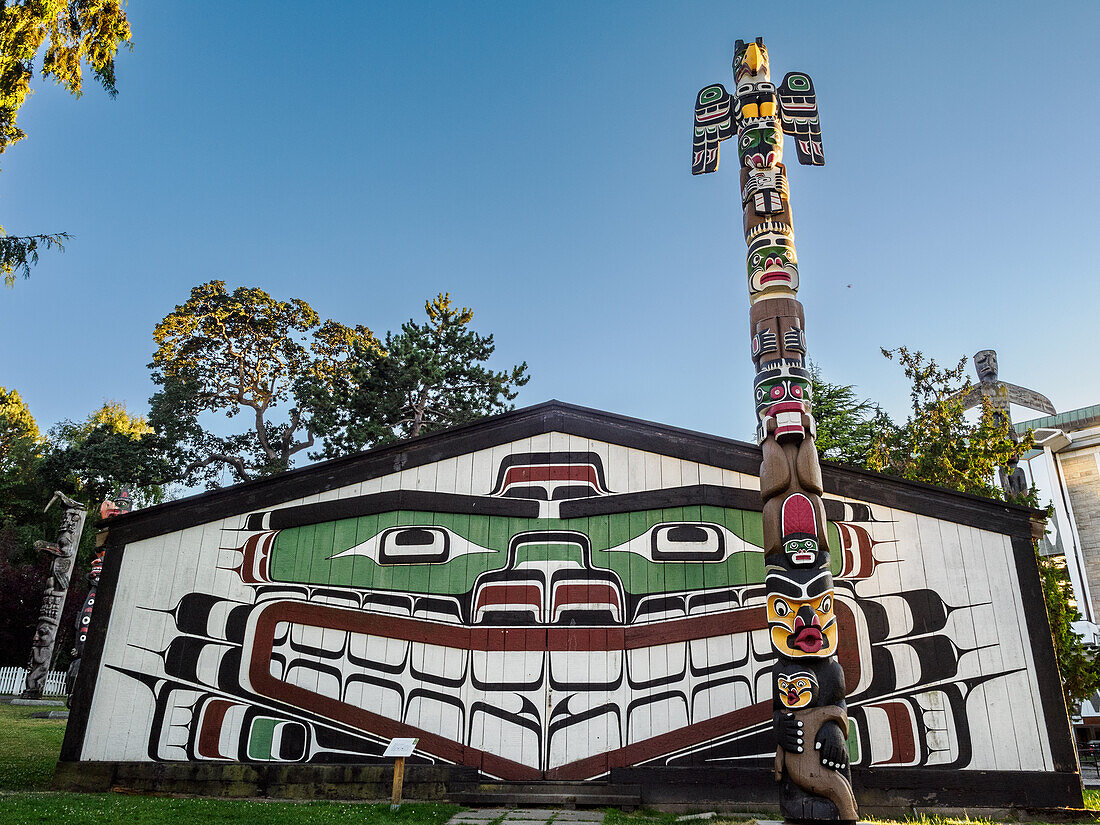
808, 362, 891, 466
305, 293, 530, 455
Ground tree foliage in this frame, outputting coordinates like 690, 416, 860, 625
306, 293, 530, 455
866, 347, 1031, 499
149, 280, 379, 486
812, 347, 1100, 713
0, 0, 131, 154
0, 0, 131, 284
808, 362, 889, 466
0, 385, 41, 468
0, 230, 68, 287
43, 401, 167, 508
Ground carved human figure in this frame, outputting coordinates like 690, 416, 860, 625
22, 492, 87, 699
974, 349, 998, 383
774, 660, 857, 821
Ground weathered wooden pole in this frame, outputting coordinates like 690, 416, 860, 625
66, 490, 133, 699
693, 38, 857, 822
21, 491, 87, 700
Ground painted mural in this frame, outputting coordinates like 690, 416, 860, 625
80, 438, 1055, 782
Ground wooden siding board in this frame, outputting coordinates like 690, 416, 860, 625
60, 536, 127, 762
68, 405, 1074, 805
1003, 529, 1073, 772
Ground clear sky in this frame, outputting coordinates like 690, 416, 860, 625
3, 1, 1099, 455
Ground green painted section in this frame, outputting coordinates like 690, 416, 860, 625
266, 505, 846, 595
247, 718, 277, 760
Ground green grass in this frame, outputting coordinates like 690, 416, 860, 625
0, 703, 68, 791
2, 699, 1099, 824
0, 795, 461, 825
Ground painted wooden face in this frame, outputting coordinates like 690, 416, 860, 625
781, 493, 825, 568
754, 363, 813, 440
776, 669, 818, 709
747, 230, 799, 296
766, 569, 837, 657
737, 119, 783, 169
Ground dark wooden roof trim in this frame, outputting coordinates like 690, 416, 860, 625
103, 400, 1043, 546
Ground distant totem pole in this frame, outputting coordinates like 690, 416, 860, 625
950, 350, 1055, 497
693, 39, 857, 821
67, 490, 133, 700
21, 492, 88, 700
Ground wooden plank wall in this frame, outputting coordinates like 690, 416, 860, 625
78, 431, 1056, 777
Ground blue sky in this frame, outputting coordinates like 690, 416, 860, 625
3, 1, 1099, 455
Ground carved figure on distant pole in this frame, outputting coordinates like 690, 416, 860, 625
21, 492, 87, 699
693, 38, 855, 822
950, 350, 1055, 496
66, 490, 133, 699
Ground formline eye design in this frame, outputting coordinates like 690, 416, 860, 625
773, 598, 790, 617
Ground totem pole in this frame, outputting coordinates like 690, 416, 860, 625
66, 490, 133, 700
21, 492, 88, 699
950, 350, 1055, 496
693, 39, 857, 822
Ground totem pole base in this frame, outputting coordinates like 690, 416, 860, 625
781, 780, 854, 824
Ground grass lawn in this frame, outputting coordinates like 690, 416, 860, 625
0, 794, 462, 825
0, 702, 68, 792
2, 701, 1099, 825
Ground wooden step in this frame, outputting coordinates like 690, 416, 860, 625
451, 781, 642, 809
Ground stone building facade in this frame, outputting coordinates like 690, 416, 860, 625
1018, 405, 1100, 742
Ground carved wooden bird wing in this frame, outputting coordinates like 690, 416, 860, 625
777, 72, 824, 166
1003, 383, 1057, 416
693, 83, 736, 175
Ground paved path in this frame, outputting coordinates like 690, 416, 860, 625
447, 809, 605, 825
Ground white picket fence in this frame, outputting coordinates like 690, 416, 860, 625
0, 666, 67, 696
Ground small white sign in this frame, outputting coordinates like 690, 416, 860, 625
384, 737, 418, 757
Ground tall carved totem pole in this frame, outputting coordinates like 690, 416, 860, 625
693, 39, 857, 822
22, 492, 88, 699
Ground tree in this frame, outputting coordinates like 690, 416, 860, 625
808, 362, 891, 466
306, 293, 530, 455
42, 401, 169, 508
866, 347, 1030, 499
812, 346, 1100, 712
1, 0, 132, 285
0, 386, 41, 468
0, 386, 50, 560
149, 280, 378, 486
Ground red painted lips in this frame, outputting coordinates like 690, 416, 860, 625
789, 615, 824, 653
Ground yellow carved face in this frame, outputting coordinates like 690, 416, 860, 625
776, 672, 816, 708
766, 572, 837, 658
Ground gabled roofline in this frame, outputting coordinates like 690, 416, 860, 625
104, 399, 1041, 546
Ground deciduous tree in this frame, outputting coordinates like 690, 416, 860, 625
867, 347, 1028, 499
1, 0, 132, 285
149, 280, 378, 486
42, 401, 168, 508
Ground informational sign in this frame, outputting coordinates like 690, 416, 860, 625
383, 738, 418, 758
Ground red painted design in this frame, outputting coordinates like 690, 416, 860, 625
870, 699, 917, 765
502, 465, 599, 487
196, 698, 236, 759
